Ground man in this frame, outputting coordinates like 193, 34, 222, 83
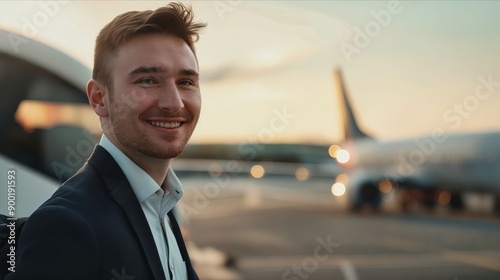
7, 3, 206, 280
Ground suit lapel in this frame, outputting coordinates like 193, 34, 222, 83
168, 211, 198, 280
87, 145, 166, 280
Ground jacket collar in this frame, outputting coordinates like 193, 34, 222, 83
87, 145, 166, 280
86, 145, 198, 280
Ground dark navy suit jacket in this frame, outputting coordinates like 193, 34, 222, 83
6, 145, 198, 280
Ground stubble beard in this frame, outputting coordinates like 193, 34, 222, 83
107, 98, 193, 160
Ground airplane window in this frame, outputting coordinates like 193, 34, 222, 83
0, 52, 99, 181
15, 100, 99, 134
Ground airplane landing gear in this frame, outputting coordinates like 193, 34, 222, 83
448, 192, 465, 211
494, 195, 500, 215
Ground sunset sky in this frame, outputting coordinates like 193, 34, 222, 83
2, 1, 500, 145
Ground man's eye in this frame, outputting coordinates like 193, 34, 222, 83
138, 78, 156, 84
178, 79, 195, 86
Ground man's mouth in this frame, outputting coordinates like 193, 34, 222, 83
147, 121, 182, 129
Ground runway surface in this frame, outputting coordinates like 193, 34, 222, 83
178, 175, 500, 280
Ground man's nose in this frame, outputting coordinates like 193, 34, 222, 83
158, 82, 184, 112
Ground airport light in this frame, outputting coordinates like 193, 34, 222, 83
250, 164, 265, 179
208, 163, 222, 177
328, 144, 341, 158
438, 191, 452, 205
295, 167, 309, 181
378, 179, 393, 193
335, 173, 349, 185
336, 149, 350, 164
331, 182, 346, 196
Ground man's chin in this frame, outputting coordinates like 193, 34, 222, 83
146, 145, 186, 159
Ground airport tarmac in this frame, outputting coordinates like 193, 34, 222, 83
178, 175, 500, 280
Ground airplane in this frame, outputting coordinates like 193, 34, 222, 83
331, 69, 500, 214
0, 26, 97, 217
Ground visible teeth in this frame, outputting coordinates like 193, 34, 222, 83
149, 121, 181, 128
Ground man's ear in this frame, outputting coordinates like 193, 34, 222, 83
87, 80, 109, 117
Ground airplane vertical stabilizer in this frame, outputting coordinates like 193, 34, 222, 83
334, 69, 372, 141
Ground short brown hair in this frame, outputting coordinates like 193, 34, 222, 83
92, 2, 206, 88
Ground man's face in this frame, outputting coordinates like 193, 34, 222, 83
104, 33, 201, 160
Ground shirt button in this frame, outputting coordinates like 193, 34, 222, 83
155, 190, 161, 196
170, 264, 174, 270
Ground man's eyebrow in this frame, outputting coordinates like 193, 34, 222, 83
128, 66, 166, 76
178, 69, 199, 78
128, 67, 199, 78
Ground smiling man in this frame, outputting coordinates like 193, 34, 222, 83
92, 32, 201, 186
7, 3, 206, 280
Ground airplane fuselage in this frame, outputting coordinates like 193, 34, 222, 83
341, 131, 500, 195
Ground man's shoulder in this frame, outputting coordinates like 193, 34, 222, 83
29, 145, 131, 224
41, 163, 107, 212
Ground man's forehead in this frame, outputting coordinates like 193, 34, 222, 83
110, 33, 198, 73
118, 33, 194, 56
127, 66, 199, 78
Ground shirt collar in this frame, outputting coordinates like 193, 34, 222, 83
98, 134, 183, 203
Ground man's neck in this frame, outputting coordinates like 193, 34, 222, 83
121, 148, 171, 187
103, 133, 171, 187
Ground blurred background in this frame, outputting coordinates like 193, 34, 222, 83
1, 1, 500, 279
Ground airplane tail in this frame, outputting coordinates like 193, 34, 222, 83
334, 69, 372, 141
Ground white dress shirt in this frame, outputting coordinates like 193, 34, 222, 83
100, 134, 187, 280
